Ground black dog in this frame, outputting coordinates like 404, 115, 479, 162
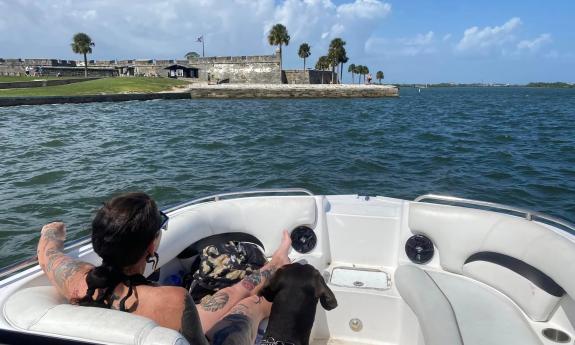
258, 263, 338, 345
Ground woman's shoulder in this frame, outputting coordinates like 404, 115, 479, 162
136, 285, 190, 329
140, 285, 188, 305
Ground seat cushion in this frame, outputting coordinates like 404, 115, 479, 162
3, 286, 189, 345
396, 265, 544, 345
462, 260, 561, 321
428, 270, 543, 345
395, 265, 463, 345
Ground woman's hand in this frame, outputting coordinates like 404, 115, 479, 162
41, 222, 66, 242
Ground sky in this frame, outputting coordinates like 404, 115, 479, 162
0, 0, 573, 84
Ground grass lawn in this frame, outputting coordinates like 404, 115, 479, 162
0, 77, 190, 97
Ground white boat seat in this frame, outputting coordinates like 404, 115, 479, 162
395, 265, 543, 345
2, 286, 189, 345
409, 202, 575, 322
163, 196, 318, 260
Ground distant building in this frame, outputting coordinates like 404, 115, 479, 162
165, 64, 199, 78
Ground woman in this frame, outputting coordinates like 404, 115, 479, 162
37, 192, 292, 344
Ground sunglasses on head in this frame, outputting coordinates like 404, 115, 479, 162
159, 210, 169, 231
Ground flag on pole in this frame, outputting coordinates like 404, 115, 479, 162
196, 35, 203, 43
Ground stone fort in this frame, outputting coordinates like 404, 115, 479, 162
0, 52, 333, 84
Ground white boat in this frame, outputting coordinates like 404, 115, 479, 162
0, 189, 574, 345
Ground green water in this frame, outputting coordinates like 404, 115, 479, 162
1, 87, 574, 265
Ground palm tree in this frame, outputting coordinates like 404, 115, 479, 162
329, 37, 348, 83
71, 33, 95, 77
327, 49, 339, 83
340, 55, 348, 84
315, 56, 330, 70
298, 43, 311, 71
315, 56, 330, 84
185, 51, 200, 59
348, 64, 356, 83
268, 24, 290, 70
355, 65, 363, 84
359, 65, 367, 84
328, 38, 347, 84
376, 71, 384, 84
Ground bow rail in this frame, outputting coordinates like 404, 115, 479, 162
414, 194, 575, 235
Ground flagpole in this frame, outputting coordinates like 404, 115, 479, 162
202, 34, 205, 57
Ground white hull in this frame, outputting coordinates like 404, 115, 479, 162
0, 190, 574, 345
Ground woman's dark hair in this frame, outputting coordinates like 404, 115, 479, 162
77, 192, 162, 309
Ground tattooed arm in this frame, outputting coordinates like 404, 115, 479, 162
37, 222, 93, 301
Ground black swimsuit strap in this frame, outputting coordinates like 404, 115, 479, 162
117, 274, 156, 312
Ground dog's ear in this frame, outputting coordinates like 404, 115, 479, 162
315, 271, 338, 310
258, 268, 282, 302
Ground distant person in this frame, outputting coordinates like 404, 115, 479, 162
57, 72, 62, 78
25, 66, 30, 76
36, 192, 293, 344
367, 74, 372, 84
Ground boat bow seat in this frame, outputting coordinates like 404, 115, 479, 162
3, 286, 189, 345
395, 265, 543, 345
399, 202, 575, 345
165, 196, 318, 258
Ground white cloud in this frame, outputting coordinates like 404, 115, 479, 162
517, 33, 551, 52
337, 0, 392, 19
366, 31, 436, 57
0, 0, 391, 69
456, 17, 522, 54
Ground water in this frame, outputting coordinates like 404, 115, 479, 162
1, 87, 574, 266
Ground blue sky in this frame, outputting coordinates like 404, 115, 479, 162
0, 0, 573, 83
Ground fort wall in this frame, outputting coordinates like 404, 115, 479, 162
187, 54, 281, 84
1, 54, 329, 84
282, 70, 334, 84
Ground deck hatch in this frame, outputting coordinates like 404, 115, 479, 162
330, 267, 391, 291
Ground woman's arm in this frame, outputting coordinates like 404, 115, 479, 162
37, 222, 94, 301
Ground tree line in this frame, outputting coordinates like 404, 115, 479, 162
268, 24, 385, 84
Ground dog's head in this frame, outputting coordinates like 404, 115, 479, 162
258, 263, 338, 310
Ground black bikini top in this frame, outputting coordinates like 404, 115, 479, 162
114, 273, 157, 312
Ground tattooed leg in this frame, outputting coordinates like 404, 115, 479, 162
206, 295, 271, 345
200, 290, 230, 312
241, 229, 292, 294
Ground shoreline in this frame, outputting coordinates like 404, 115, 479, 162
0, 84, 399, 106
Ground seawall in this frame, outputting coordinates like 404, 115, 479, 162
0, 92, 191, 107
189, 84, 399, 98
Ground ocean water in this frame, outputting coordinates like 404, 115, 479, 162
1, 87, 574, 266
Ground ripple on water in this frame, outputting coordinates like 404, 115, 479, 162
0, 88, 575, 265
13, 170, 68, 187
41, 139, 66, 148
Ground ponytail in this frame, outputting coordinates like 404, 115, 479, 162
76, 262, 124, 308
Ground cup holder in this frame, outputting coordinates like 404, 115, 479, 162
542, 328, 571, 343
